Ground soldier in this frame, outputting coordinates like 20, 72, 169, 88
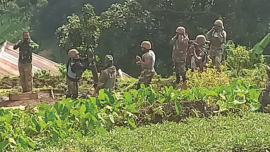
93, 55, 117, 96
206, 19, 227, 72
188, 35, 208, 72
170, 26, 189, 90
259, 66, 270, 112
136, 41, 155, 89
66, 49, 89, 99
13, 31, 36, 93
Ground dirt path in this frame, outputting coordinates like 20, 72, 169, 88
0, 92, 62, 108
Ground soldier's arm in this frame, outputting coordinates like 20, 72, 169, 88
170, 35, 177, 45
140, 56, 151, 67
95, 70, 108, 93
71, 61, 87, 72
220, 31, 227, 44
13, 40, 21, 50
206, 29, 214, 41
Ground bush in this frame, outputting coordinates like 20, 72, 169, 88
186, 67, 230, 88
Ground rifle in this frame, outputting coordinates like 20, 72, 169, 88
82, 46, 99, 89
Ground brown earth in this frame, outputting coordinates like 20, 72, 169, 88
0, 75, 94, 90
0, 92, 62, 108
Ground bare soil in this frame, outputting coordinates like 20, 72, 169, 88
0, 92, 62, 108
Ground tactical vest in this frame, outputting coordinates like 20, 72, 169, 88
172, 35, 189, 63
19, 41, 34, 63
67, 61, 83, 81
209, 31, 225, 50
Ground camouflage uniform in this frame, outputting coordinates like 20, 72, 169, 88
259, 67, 270, 112
13, 39, 35, 92
137, 41, 155, 88
96, 55, 117, 93
170, 27, 189, 84
188, 35, 208, 71
206, 20, 227, 72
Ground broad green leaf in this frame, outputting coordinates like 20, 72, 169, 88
0, 140, 8, 151
175, 102, 182, 115
128, 117, 136, 128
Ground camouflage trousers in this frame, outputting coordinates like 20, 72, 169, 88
18, 63, 33, 92
259, 91, 270, 112
66, 77, 79, 99
173, 61, 187, 82
174, 61, 186, 75
209, 49, 223, 72
138, 69, 155, 87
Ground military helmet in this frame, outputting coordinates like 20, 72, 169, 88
195, 35, 206, 45
214, 20, 224, 29
105, 55, 114, 66
176, 26, 185, 34
141, 41, 151, 50
68, 49, 79, 58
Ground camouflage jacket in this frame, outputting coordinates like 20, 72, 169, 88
96, 66, 117, 93
206, 29, 226, 54
13, 40, 35, 63
170, 34, 189, 63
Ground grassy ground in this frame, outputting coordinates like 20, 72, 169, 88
19, 112, 270, 152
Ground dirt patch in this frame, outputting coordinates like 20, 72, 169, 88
0, 92, 62, 108
134, 100, 218, 126
0, 76, 94, 90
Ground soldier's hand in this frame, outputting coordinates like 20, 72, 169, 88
136, 61, 142, 65
136, 55, 141, 61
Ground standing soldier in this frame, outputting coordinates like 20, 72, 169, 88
13, 31, 35, 93
93, 55, 117, 96
136, 41, 155, 89
206, 19, 227, 72
66, 49, 88, 99
170, 26, 189, 90
259, 66, 270, 112
189, 35, 208, 72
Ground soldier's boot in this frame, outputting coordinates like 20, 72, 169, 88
71, 94, 78, 100
175, 73, 180, 84
181, 81, 188, 90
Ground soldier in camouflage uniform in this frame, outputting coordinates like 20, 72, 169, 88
93, 55, 117, 96
13, 32, 36, 92
136, 41, 156, 89
66, 49, 89, 99
259, 66, 270, 112
170, 26, 189, 90
188, 35, 208, 72
206, 20, 227, 72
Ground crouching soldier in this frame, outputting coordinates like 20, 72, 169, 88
189, 35, 208, 72
259, 66, 270, 112
136, 41, 156, 89
93, 55, 117, 96
66, 49, 88, 99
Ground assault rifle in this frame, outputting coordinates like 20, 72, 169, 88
80, 47, 99, 89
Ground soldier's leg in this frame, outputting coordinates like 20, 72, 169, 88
66, 78, 72, 98
24, 63, 33, 92
18, 63, 27, 92
210, 55, 215, 68
179, 63, 187, 83
144, 71, 155, 87
215, 55, 222, 72
71, 81, 79, 99
174, 62, 181, 84
137, 70, 145, 90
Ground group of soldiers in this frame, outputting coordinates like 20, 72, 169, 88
12, 19, 227, 99
10, 19, 270, 112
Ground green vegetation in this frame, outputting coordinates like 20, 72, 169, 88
12, 112, 270, 152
